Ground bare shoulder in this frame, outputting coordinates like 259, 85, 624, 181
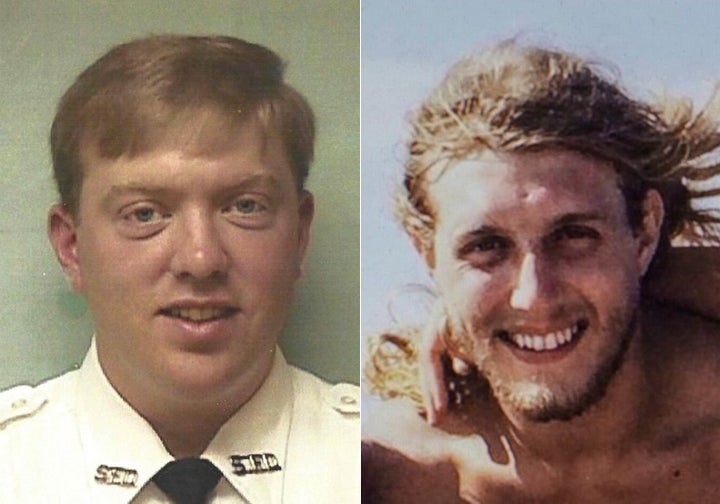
362, 394, 517, 503
361, 396, 464, 502
361, 395, 449, 461
645, 300, 720, 368
644, 301, 720, 423
646, 246, 720, 321
362, 441, 463, 504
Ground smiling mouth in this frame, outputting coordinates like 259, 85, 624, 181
161, 307, 238, 323
495, 319, 589, 353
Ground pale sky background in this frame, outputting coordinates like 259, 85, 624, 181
361, 0, 720, 340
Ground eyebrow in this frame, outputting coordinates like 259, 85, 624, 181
102, 173, 282, 206
454, 212, 608, 246
453, 224, 507, 249
551, 212, 607, 227
109, 174, 281, 195
215, 174, 282, 198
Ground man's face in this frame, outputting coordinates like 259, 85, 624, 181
426, 149, 658, 422
51, 119, 313, 402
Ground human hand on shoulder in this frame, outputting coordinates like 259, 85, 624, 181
420, 301, 473, 425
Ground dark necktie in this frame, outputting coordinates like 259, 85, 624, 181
152, 458, 222, 504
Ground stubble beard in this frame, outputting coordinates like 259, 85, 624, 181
475, 307, 638, 423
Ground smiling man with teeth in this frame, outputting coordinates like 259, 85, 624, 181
167, 306, 236, 323
363, 42, 720, 503
504, 321, 584, 352
0, 35, 359, 503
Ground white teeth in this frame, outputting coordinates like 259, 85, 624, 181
514, 334, 525, 348
545, 333, 558, 350
170, 307, 225, 322
505, 322, 584, 352
532, 335, 544, 351
562, 327, 573, 344
523, 335, 533, 349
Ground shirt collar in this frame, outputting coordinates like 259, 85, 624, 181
74, 339, 294, 504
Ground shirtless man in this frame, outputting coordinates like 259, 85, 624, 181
362, 42, 720, 503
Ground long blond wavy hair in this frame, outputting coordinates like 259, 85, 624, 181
368, 41, 720, 405
398, 41, 720, 255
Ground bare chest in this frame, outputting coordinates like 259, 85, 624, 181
476, 438, 720, 504
364, 413, 720, 504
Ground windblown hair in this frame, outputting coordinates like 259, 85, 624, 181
51, 34, 315, 215
369, 41, 720, 406
398, 42, 720, 254
365, 326, 425, 407
365, 325, 487, 413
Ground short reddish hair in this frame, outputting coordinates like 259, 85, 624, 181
51, 34, 315, 214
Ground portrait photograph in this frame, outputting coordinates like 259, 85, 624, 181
1, 0, 359, 389
362, 1, 720, 503
0, 1, 359, 502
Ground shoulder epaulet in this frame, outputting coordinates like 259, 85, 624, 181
0, 385, 47, 430
322, 382, 360, 416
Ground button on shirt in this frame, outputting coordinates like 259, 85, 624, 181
0, 341, 360, 503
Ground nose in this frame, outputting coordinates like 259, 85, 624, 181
509, 252, 549, 311
170, 211, 228, 280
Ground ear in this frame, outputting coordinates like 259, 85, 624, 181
48, 205, 85, 292
295, 190, 315, 277
636, 189, 664, 276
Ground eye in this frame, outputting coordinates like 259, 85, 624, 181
118, 203, 170, 238
121, 205, 166, 224
545, 224, 601, 256
131, 207, 159, 223
232, 198, 263, 214
470, 235, 511, 252
221, 194, 273, 228
458, 234, 513, 269
549, 224, 600, 242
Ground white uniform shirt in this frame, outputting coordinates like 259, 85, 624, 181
0, 341, 359, 503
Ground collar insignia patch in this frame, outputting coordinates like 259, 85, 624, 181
230, 453, 282, 476
95, 464, 138, 487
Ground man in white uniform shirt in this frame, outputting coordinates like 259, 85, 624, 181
0, 35, 359, 503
